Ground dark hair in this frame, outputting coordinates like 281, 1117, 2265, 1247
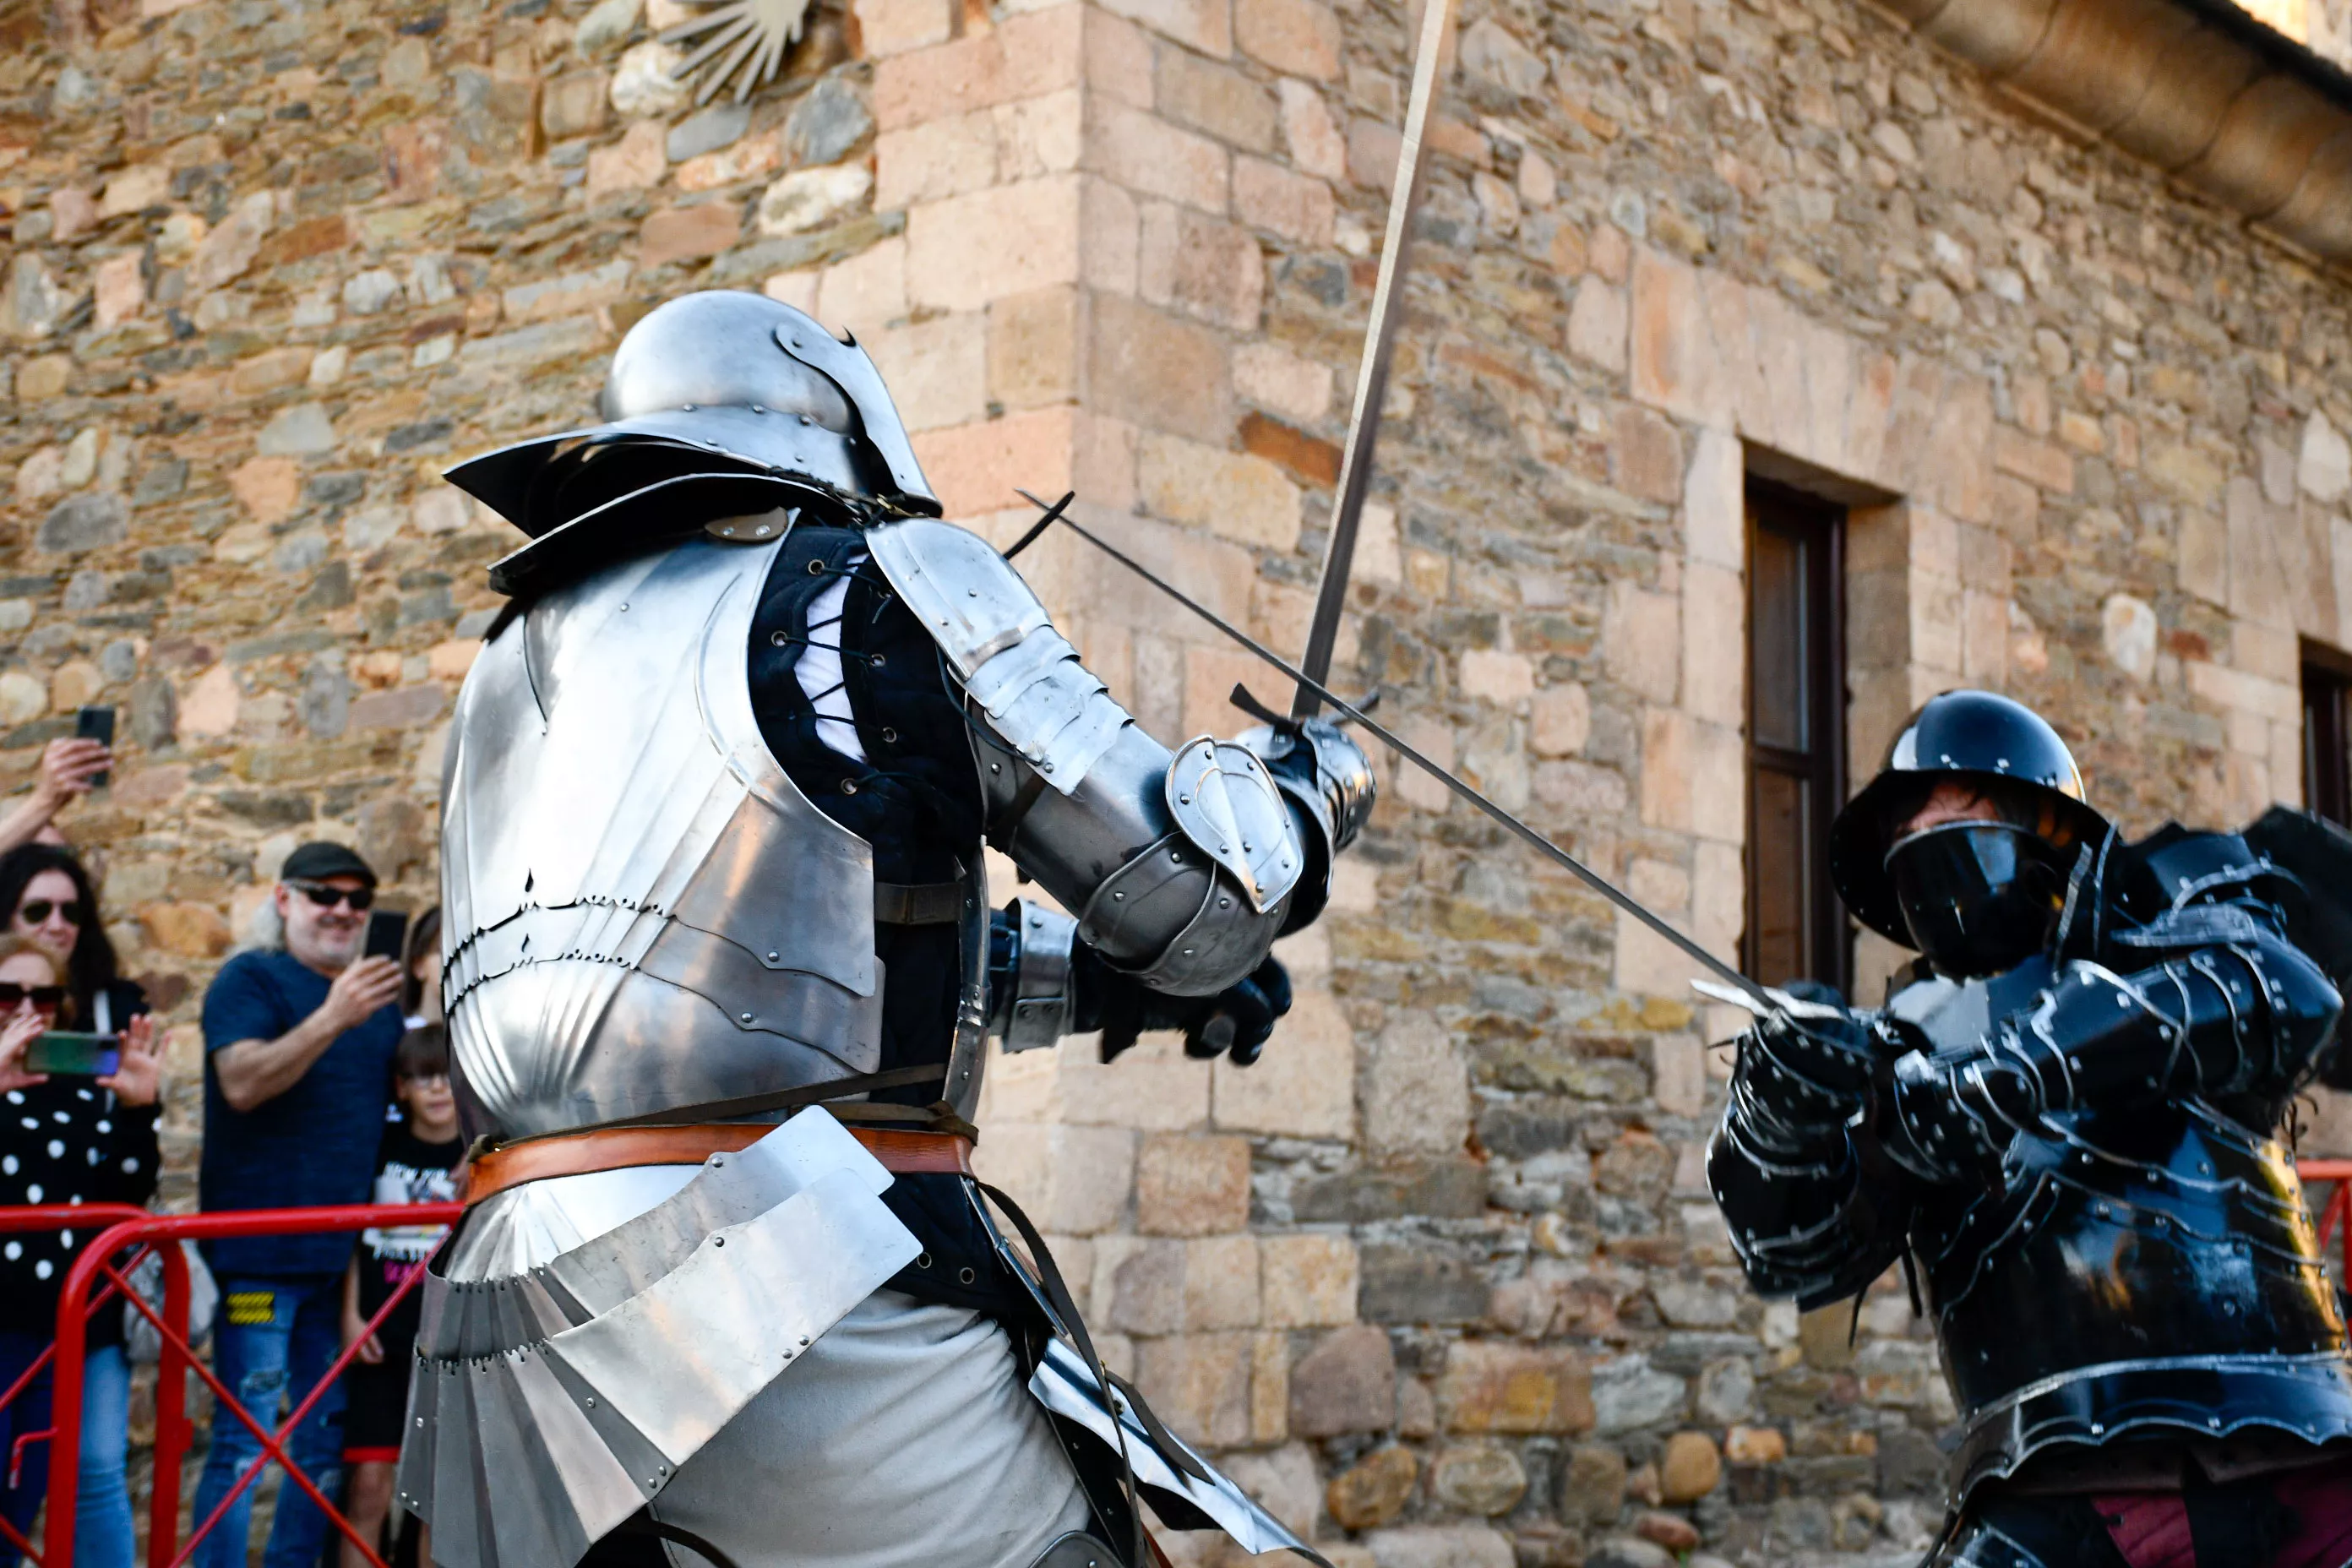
0, 844, 117, 1022
394, 1023, 449, 1081
400, 906, 442, 1017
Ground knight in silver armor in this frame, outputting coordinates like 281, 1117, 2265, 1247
1708, 689, 2352, 1566
395, 291, 1375, 1568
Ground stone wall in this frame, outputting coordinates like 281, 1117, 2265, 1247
4, 0, 2352, 1562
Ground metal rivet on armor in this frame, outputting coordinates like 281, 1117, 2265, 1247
1179, 794, 1191, 804
767, 951, 780, 961
800, 1335, 810, 1345
619, 603, 629, 612
1218, 897, 1230, 909
2090, 1424, 2104, 1435
714, 1236, 725, 1246
753, 405, 765, 414
1112, 892, 1125, 901
683, 404, 696, 411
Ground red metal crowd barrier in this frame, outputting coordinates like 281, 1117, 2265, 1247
2304, 1160, 2352, 1279
0, 1202, 461, 1568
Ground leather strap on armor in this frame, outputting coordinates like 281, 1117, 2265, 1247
463, 1121, 973, 1206
874, 876, 970, 925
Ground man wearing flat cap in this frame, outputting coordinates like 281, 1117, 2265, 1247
195, 841, 407, 1568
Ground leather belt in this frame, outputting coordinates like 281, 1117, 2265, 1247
873, 878, 969, 925
464, 1121, 972, 1206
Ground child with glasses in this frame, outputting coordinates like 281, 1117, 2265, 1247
338, 1026, 460, 1568
0, 935, 160, 1568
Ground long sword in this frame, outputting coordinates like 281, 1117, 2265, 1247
1015, 492, 1777, 1010
1290, 0, 1458, 721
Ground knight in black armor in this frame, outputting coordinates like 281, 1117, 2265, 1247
393, 291, 1375, 1568
1709, 689, 2352, 1567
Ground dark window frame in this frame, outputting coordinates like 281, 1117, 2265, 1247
2304, 640, 2352, 828
1743, 479, 1850, 994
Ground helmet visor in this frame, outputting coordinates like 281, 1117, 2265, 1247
1885, 821, 2066, 977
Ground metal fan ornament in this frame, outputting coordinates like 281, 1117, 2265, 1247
659, 0, 814, 104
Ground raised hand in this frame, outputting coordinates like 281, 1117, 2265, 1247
98, 1013, 161, 1107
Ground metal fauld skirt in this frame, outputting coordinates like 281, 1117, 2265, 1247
394, 1112, 921, 1568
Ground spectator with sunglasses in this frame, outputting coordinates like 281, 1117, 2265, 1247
0, 933, 160, 1568
0, 845, 147, 1040
195, 842, 404, 1568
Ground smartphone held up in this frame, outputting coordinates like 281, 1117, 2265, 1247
76, 705, 115, 790
26, 1030, 120, 1077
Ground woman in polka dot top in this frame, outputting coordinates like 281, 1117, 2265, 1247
0, 934, 159, 1568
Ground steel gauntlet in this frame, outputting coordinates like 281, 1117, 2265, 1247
1723, 1006, 1882, 1160
1235, 718, 1376, 929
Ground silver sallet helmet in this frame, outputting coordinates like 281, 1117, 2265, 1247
445, 291, 940, 595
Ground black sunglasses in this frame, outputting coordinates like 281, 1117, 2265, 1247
0, 983, 68, 1010
17, 900, 82, 926
288, 881, 375, 912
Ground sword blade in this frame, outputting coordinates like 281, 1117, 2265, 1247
1015, 492, 1773, 1009
1290, 0, 1459, 721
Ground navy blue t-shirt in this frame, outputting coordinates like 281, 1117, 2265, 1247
199, 950, 404, 1279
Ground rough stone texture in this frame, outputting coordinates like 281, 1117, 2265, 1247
1290, 1323, 1397, 1437
1327, 1445, 1419, 1532
1660, 1430, 1723, 1502
6, 0, 2349, 1563
1428, 1443, 1528, 1516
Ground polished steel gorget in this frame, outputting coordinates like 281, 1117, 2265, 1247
439, 533, 886, 1138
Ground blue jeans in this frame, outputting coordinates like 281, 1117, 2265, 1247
0, 1331, 54, 1568
0, 1337, 136, 1568
192, 1276, 346, 1568
77, 1344, 133, 1568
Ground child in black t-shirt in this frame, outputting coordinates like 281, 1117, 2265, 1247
338, 1026, 461, 1568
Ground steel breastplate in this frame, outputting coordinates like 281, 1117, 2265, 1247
1922, 1098, 2352, 1499
440, 535, 886, 1138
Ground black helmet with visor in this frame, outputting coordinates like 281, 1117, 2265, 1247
1828, 690, 2110, 978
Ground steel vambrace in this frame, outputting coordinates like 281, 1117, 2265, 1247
867, 516, 1368, 997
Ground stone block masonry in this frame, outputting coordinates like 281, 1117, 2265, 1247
5, 0, 2352, 1561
